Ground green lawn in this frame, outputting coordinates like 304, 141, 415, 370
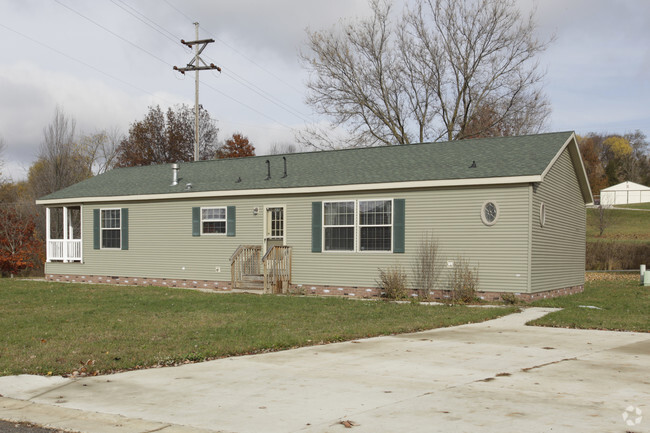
586, 207, 650, 241
615, 202, 650, 210
529, 275, 649, 332
0, 279, 516, 377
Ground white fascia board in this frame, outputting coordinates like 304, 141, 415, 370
35, 174, 542, 206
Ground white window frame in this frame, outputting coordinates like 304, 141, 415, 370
358, 199, 393, 253
539, 202, 546, 227
201, 207, 227, 235
480, 201, 499, 226
323, 200, 355, 252
322, 199, 393, 253
100, 208, 121, 250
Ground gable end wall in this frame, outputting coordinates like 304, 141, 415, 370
531, 148, 586, 292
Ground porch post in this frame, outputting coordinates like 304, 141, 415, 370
45, 207, 51, 263
62, 206, 68, 263
79, 206, 83, 263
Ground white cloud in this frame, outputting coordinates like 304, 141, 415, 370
0, 62, 187, 180
1, 0, 650, 182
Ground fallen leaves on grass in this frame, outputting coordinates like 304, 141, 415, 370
585, 272, 637, 282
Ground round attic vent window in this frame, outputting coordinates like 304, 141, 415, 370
481, 201, 499, 226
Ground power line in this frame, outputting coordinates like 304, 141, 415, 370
162, 0, 194, 22
218, 68, 311, 123
4, 3, 304, 137
161, 0, 305, 96
109, 0, 184, 47
53, 0, 172, 67
107, 0, 312, 124
0, 22, 173, 105
200, 80, 297, 131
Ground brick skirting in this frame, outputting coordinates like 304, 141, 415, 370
291, 283, 584, 302
45, 274, 232, 291
45, 273, 583, 302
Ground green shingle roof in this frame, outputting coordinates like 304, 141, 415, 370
38, 131, 575, 202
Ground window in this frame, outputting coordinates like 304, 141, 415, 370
101, 209, 121, 249
359, 200, 392, 251
539, 202, 546, 227
267, 207, 284, 239
202, 207, 226, 234
324, 201, 354, 251
323, 200, 393, 252
481, 201, 499, 226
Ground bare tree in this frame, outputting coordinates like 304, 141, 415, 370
300, 0, 551, 148
0, 136, 5, 183
596, 204, 618, 237
268, 142, 302, 155
79, 126, 123, 175
29, 107, 93, 199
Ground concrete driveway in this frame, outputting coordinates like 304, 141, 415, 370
0, 307, 648, 433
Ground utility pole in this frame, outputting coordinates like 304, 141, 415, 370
173, 22, 221, 161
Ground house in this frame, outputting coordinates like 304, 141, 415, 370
36, 131, 593, 301
599, 181, 650, 206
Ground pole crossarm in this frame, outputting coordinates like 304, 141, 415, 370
174, 64, 221, 73
173, 39, 221, 73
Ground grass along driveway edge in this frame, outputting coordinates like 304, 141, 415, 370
528, 274, 649, 332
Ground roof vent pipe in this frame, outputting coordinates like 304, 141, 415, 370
171, 163, 179, 186
265, 160, 271, 180
282, 156, 287, 178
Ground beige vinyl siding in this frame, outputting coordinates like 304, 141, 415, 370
46, 184, 530, 293
531, 148, 586, 292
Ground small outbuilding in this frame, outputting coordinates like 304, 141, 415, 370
599, 181, 650, 206
36, 131, 592, 301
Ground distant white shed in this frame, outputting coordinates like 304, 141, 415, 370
600, 181, 650, 206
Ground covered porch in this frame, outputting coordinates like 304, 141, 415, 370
46, 206, 82, 262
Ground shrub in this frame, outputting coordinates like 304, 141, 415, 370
586, 241, 650, 270
411, 233, 443, 301
447, 257, 479, 304
500, 292, 518, 305
377, 265, 408, 300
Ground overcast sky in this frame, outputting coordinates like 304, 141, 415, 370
0, 0, 649, 181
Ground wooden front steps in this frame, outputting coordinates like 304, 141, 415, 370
238, 274, 264, 291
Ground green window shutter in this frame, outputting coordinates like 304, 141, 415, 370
393, 199, 405, 253
121, 208, 129, 250
93, 209, 100, 250
192, 207, 200, 237
227, 206, 236, 237
311, 201, 322, 253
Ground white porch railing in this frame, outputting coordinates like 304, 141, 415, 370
47, 239, 82, 262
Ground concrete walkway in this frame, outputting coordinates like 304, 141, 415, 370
0, 308, 648, 433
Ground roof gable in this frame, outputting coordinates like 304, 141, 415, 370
37, 131, 590, 204
600, 181, 650, 192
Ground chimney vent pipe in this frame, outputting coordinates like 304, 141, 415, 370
172, 163, 179, 186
